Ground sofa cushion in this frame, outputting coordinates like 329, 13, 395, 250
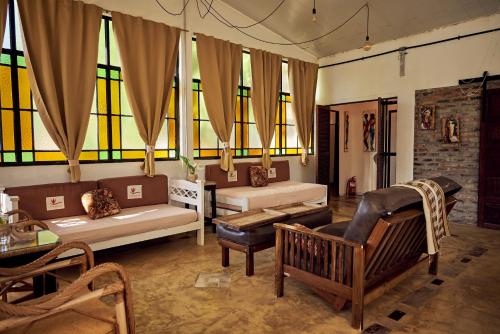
343, 176, 462, 244
97, 175, 168, 209
81, 188, 121, 220
5, 181, 98, 220
249, 166, 268, 187
205, 160, 290, 188
216, 180, 327, 210
43, 204, 197, 244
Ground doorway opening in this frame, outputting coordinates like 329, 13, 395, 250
316, 97, 398, 198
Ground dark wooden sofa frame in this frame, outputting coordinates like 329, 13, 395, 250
274, 196, 457, 330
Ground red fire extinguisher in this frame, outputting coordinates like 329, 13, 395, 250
345, 176, 357, 197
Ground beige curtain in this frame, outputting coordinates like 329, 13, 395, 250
250, 49, 281, 168
0, 0, 8, 47
112, 12, 180, 177
288, 58, 319, 165
196, 34, 242, 172
18, 0, 102, 182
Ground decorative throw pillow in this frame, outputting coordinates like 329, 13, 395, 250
249, 166, 269, 187
81, 188, 121, 220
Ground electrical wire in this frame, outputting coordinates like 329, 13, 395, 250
154, 0, 369, 46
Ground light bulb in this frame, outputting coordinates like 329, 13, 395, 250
312, 8, 317, 22
363, 36, 373, 51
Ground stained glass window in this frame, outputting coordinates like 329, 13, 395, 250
192, 39, 308, 159
0, 5, 178, 165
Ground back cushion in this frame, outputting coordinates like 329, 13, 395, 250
98, 175, 168, 208
5, 181, 98, 220
205, 160, 290, 188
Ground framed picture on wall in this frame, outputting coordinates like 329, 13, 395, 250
362, 112, 376, 152
344, 111, 349, 152
441, 117, 460, 144
419, 105, 436, 130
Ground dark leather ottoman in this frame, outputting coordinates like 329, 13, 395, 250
216, 208, 332, 276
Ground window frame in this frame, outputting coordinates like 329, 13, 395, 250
0, 10, 179, 166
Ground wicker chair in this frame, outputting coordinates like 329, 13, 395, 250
0, 243, 134, 333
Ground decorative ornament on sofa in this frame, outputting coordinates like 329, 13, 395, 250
344, 111, 349, 152
441, 117, 460, 144
127, 185, 143, 199
362, 112, 376, 152
267, 167, 277, 179
419, 105, 436, 130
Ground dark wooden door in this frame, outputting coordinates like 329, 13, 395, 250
478, 88, 500, 229
376, 98, 397, 189
316, 106, 331, 195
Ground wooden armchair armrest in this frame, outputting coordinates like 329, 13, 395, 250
0, 262, 135, 334
4, 209, 32, 222
11, 220, 49, 233
273, 223, 362, 248
0, 242, 94, 280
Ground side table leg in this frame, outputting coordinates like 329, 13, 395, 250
211, 188, 217, 233
222, 246, 229, 267
246, 248, 254, 276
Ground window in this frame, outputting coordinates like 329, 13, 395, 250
0, 5, 178, 165
192, 39, 310, 159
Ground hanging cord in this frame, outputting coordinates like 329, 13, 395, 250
155, 0, 369, 46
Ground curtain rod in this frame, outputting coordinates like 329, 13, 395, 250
319, 27, 500, 69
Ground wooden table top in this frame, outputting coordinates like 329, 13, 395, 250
0, 230, 60, 259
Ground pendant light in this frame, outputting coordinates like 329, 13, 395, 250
363, 3, 373, 51
312, 0, 317, 22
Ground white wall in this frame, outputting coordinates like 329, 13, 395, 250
318, 13, 500, 183
0, 0, 317, 187
334, 101, 378, 195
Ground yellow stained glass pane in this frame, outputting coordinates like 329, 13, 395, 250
192, 91, 199, 119
193, 121, 199, 149
270, 149, 276, 155
2, 109, 15, 150
281, 102, 286, 121
35, 151, 65, 161
98, 115, 108, 150
235, 123, 241, 148
168, 119, 175, 149
79, 151, 98, 160
243, 123, 248, 148
0, 66, 12, 108
286, 149, 297, 155
281, 124, 286, 148
248, 149, 261, 156
112, 115, 120, 149
242, 98, 248, 122
235, 96, 241, 122
154, 150, 167, 159
110, 80, 119, 115
168, 89, 175, 118
275, 107, 280, 123
122, 151, 145, 159
20, 111, 32, 150
202, 149, 219, 157
97, 78, 107, 114
18, 68, 30, 110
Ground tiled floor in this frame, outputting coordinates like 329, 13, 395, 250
86, 217, 500, 334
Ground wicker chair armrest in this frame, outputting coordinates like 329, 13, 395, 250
0, 263, 135, 334
11, 220, 49, 232
3, 209, 32, 222
0, 242, 94, 278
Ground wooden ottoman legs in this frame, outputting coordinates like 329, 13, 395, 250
219, 239, 264, 277
221, 245, 230, 267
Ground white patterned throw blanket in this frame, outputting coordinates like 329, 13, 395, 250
394, 179, 450, 254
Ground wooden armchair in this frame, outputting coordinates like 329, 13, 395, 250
0, 241, 94, 303
274, 196, 457, 330
0, 245, 134, 333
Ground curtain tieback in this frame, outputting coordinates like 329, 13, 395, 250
67, 159, 79, 167
222, 142, 230, 150
263, 148, 270, 154
146, 145, 155, 153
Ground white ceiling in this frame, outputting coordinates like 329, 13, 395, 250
219, 0, 500, 58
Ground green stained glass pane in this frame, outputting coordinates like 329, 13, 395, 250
99, 151, 108, 160
193, 150, 199, 158
243, 149, 248, 156
97, 68, 106, 78
22, 152, 33, 162
110, 70, 120, 80
192, 81, 198, 90
0, 54, 10, 65
98, 20, 106, 64
112, 151, 121, 160
82, 115, 98, 150
243, 89, 248, 97
200, 121, 218, 149
17, 56, 25, 67
121, 117, 143, 149
242, 52, 252, 87
3, 152, 15, 162
281, 62, 289, 93
192, 40, 200, 80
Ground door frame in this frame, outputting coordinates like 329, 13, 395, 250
316, 106, 340, 197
